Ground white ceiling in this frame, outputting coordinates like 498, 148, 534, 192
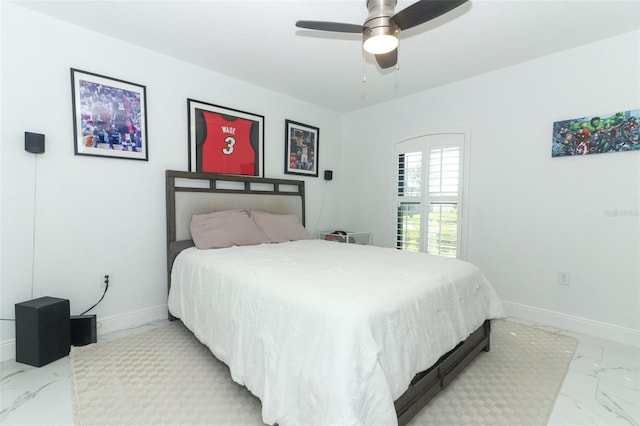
12, 0, 640, 113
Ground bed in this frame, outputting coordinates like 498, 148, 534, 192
165, 170, 504, 426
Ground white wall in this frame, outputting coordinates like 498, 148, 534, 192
341, 30, 640, 345
0, 3, 342, 357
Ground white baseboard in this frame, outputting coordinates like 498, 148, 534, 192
0, 304, 168, 362
503, 300, 640, 349
94, 304, 168, 336
0, 337, 16, 362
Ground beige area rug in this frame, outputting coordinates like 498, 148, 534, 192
70, 320, 578, 426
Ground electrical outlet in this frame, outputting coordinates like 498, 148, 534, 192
557, 272, 570, 286
100, 272, 112, 288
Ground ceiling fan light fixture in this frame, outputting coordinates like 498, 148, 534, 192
297, 0, 468, 68
363, 26, 398, 54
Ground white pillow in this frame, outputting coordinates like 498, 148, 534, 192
190, 209, 270, 249
250, 211, 311, 243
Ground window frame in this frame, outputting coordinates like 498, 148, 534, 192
392, 129, 471, 260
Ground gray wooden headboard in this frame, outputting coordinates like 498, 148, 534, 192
165, 170, 306, 314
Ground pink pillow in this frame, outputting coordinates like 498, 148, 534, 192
250, 211, 311, 243
190, 209, 270, 249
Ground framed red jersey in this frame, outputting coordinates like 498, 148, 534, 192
188, 99, 264, 176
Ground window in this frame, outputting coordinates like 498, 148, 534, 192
394, 131, 468, 259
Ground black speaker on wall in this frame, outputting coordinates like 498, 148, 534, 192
15, 297, 70, 367
25, 132, 45, 154
324, 170, 333, 181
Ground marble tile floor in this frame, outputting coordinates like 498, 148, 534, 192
1, 319, 638, 426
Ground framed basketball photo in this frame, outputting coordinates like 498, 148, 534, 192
285, 119, 319, 177
71, 68, 148, 161
188, 99, 264, 176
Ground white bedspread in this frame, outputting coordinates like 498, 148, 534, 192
168, 240, 504, 426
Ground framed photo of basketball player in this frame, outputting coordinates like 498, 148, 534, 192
71, 68, 148, 161
285, 120, 319, 177
188, 99, 264, 176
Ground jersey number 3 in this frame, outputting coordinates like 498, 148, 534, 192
222, 136, 235, 155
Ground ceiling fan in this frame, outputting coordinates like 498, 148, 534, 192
296, 0, 468, 69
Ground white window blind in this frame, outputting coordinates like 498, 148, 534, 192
396, 151, 422, 252
394, 133, 467, 258
429, 147, 460, 197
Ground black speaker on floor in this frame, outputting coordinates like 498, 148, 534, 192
70, 315, 97, 346
15, 297, 70, 367
25, 132, 45, 154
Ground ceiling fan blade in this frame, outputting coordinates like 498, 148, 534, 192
296, 20, 364, 33
375, 48, 398, 69
391, 0, 468, 31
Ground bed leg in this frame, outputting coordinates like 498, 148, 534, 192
482, 320, 491, 352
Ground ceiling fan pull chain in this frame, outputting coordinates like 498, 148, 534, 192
362, 49, 367, 83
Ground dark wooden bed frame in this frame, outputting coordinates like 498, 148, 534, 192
164, 169, 491, 426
